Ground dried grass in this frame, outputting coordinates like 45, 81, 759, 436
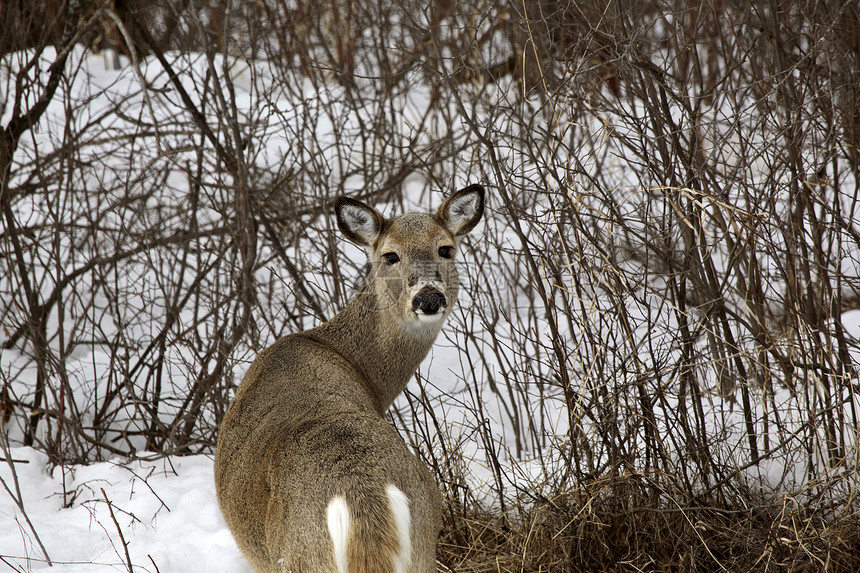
438, 474, 860, 572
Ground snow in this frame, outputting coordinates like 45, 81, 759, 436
1, 447, 251, 572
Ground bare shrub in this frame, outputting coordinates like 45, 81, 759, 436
1, 0, 859, 569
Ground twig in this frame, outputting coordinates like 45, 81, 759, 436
101, 488, 135, 573
0, 555, 26, 572
0, 440, 52, 566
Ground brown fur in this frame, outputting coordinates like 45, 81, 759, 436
215, 186, 484, 573
346, 488, 401, 573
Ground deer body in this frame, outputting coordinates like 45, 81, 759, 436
215, 186, 484, 573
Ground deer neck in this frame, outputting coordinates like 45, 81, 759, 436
309, 282, 442, 412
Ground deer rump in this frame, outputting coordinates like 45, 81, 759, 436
215, 337, 440, 573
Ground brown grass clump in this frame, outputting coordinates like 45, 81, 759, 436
437, 474, 860, 572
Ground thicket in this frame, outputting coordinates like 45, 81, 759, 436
2, 0, 859, 570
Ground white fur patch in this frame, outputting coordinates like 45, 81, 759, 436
385, 484, 412, 573
414, 311, 446, 323
326, 495, 351, 573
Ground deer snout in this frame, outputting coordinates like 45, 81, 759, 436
411, 286, 447, 319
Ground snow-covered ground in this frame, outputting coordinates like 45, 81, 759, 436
1, 447, 250, 572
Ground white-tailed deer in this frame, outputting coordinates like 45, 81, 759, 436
215, 185, 484, 573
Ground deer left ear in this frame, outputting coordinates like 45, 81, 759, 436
436, 184, 484, 236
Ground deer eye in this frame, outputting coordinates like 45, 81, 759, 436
438, 246, 454, 259
382, 252, 400, 265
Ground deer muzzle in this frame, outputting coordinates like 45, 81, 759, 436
411, 286, 447, 318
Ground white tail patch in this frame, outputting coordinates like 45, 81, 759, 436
326, 495, 351, 573
385, 484, 412, 573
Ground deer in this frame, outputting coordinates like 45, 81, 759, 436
214, 184, 485, 573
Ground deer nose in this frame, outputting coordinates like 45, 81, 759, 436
412, 287, 447, 315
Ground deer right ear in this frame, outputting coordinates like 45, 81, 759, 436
436, 184, 485, 236
335, 197, 385, 246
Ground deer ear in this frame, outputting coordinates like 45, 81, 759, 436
436, 184, 484, 236
335, 197, 385, 246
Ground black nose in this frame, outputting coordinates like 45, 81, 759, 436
412, 288, 447, 315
